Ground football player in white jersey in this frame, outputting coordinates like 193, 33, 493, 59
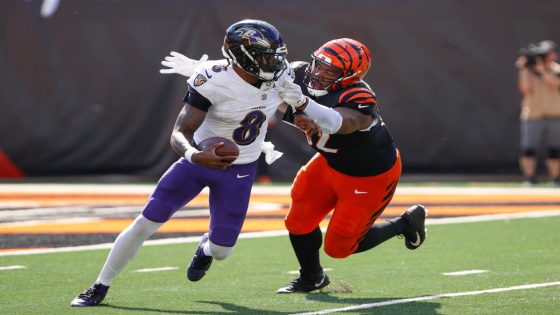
70, 19, 292, 307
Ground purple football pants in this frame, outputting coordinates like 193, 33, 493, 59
142, 158, 257, 247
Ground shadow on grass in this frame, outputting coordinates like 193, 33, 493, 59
101, 295, 440, 315
101, 304, 227, 314
198, 297, 440, 315
305, 293, 441, 314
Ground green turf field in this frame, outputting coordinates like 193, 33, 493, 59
1, 216, 559, 314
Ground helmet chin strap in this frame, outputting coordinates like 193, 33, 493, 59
307, 87, 329, 97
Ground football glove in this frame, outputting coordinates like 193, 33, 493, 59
279, 81, 308, 110
160, 51, 208, 78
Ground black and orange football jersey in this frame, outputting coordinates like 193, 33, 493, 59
290, 62, 397, 176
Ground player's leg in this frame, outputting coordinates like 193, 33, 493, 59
323, 153, 426, 256
357, 154, 427, 251
71, 159, 206, 306
544, 119, 560, 184
277, 155, 335, 293
187, 161, 258, 281
321, 153, 401, 257
519, 120, 541, 185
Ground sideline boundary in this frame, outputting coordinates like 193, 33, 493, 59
1, 210, 560, 257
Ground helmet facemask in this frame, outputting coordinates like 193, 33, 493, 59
223, 38, 288, 81
304, 55, 344, 96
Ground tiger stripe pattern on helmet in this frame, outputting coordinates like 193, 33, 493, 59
313, 38, 372, 90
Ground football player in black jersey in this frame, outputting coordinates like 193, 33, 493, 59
276, 38, 428, 293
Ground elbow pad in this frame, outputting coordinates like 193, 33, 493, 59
303, 98, 343, 134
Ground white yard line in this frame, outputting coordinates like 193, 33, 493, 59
443, 270, 489, 276
132, 267, 178, 273
291, 281, 560, 315
0, 265, 27, 270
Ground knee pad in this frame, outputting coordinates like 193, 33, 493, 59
521, 149, 536, 157
547, 147, 560, 159
208, 241, 233, 260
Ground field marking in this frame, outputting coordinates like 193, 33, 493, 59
1, 210, 560, 257
443, 270, 489, 276
132, 266, 178, 273
291, 281, 560, 315
427, 210, 560, 225
0, 265, 27, 270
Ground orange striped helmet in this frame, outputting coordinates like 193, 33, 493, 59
304, 38, 371, 93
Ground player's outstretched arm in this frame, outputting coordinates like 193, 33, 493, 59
160, 52, 209, 78
280, 82, 374, 134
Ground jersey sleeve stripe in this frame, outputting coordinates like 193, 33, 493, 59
347, 92, 375, 101
339, 87, 365, 101
339, 87, 376, 103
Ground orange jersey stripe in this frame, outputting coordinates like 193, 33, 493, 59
347, 92, 376, 102
338, 87, 368, 102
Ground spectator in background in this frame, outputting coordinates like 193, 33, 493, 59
516, 40, 560, 186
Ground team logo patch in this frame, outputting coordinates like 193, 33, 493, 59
193, 74, 207, 86
236, 29, 271, 48
261, 94, 267, 100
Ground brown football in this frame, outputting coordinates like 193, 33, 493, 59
197, 137, 240, 157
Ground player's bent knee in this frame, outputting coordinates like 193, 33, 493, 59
324, 238, 354, 258
324, 243, 353, 259
284, 217, 313, 235
141, 198, 178, 223
208, 242, 233, 260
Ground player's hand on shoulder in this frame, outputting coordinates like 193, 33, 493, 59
160, 51, 209, 78
192, 143, 237, 170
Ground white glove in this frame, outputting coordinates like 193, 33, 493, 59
159, 51, 209, 78
279, 81, 308, 110
260, 142, 284, 165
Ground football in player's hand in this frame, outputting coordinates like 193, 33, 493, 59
198, 137, 240, 157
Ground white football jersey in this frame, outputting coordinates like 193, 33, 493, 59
186, 59, 293, 164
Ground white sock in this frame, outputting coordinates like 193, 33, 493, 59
96, 215, 163, 286
207, 240, 233, 260
202, 241, 212, 256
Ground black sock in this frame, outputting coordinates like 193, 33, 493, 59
289, 227, 323, 275
355, 217, 408, 253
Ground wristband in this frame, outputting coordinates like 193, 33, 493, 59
184, 147, 201, 163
